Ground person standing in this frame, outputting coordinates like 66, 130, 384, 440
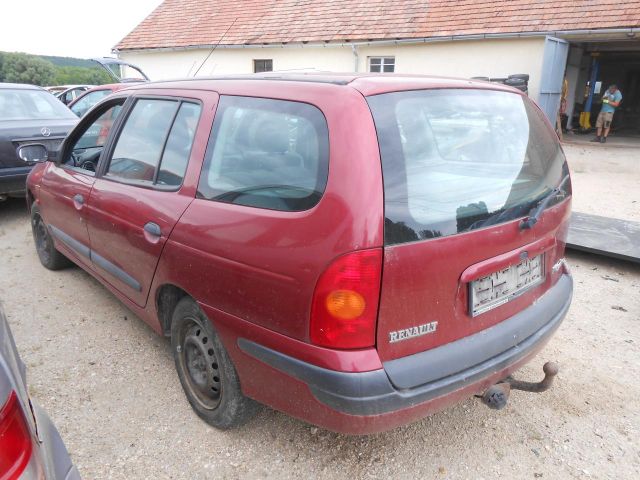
591, 84, 622, 143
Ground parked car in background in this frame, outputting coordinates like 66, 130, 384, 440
65, 58, 150, 117
44, 86, 67, 95
91, 57, 149, 83
0, 304, 80, 479
68, 83, 134, 117
0, 83, 77, 199
24, 73, 572, 434
54, 86, 93, 106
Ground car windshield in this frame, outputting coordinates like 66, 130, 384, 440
367, 89, 570, 245
0, 89, 77, 121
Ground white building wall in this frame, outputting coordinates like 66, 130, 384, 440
356, 38, 547, 99
119, 37, 547, 100
119, 47, 355, 80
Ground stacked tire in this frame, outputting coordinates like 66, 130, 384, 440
471, 73, 529, 96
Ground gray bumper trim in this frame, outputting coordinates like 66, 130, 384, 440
385, 274, 574, 389
49, 224, 141, 292
238, 274, 572, 416
49, 225, 91, 259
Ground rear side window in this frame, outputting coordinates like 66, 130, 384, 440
367, 89, 570, 245
197, 96, 329, 211
106, 99, 201, 187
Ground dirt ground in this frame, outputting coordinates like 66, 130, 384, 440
0, 142, 639, 479
562, 142, 640, 223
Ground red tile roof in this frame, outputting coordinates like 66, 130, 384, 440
115, 0, 640, 51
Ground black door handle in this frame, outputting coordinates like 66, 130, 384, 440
143, 222, 161, 237
73, 194, 84, 205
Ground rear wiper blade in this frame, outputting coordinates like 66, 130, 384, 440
520, 176, 570, 230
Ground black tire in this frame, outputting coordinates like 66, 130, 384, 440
30, 203, 72, 270
171, 297, 258, 429
508, 73, 530, 82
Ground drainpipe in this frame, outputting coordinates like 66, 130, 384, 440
351, 44, 359, 72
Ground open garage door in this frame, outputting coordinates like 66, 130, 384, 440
538, 37, 570, 124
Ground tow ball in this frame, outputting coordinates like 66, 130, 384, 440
478, 362, 559, 410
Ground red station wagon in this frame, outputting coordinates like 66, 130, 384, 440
23, 73, 573, 434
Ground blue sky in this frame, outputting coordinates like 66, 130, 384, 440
0, 0, 163, 58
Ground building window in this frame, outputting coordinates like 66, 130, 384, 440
254, 59, 273, 73
369, 57, 395, 73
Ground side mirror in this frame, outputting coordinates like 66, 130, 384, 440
17, 144, 50, 163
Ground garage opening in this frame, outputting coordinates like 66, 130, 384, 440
564, 39, 640, 145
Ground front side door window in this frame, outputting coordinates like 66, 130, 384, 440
105, 98, 201, 188
62, 101, 125, 174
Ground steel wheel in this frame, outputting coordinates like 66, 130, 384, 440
176, 316, 222, 410
171, 297, 259, 429
30, 203, 71, 271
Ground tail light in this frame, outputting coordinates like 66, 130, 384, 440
0, 391, 33, 480
310, 249, 383, 349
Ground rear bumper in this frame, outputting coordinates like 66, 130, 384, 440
239, 273, 572, 427
31, 401, 81, 480
0, 166, 31, 196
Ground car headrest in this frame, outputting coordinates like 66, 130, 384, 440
253, 117, 290, 153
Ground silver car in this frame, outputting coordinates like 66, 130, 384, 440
0, 305, 80, 479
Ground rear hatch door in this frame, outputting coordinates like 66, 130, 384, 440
366, 88, 571, 364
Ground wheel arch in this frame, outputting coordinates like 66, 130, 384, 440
155, 284, 191, 337
26, 188, 36, 212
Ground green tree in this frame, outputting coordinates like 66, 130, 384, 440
1, 52, 55, 86
52, 66, 111, 85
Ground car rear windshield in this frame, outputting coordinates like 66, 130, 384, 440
367, 89, 570, 245
0, 89, 77, 120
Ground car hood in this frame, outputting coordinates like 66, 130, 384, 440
92, 57, 149, 82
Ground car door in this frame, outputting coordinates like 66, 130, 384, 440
38, 97, 128, 267
85, 92, 211, 307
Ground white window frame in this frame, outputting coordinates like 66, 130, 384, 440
368, 56, 395, 73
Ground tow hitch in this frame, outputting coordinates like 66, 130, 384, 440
479, 362, 559, 410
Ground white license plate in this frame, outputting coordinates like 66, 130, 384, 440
469, 254, 545, 317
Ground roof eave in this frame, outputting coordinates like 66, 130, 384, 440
112, 27, 640, 54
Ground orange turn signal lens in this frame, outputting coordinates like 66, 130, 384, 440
325, 290, 366, 320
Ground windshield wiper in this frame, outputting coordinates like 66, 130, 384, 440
519, 176, 570, 230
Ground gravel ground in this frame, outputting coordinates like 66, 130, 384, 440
562, 143, 640, 222
0, 143, 639, 479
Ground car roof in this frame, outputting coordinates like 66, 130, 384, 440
85, 83, 132, 92
122, 72, 520, 97
48, 84, 90, 89
0, 83, 45, 91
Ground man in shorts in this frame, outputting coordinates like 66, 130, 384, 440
592, 84, 622, 143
